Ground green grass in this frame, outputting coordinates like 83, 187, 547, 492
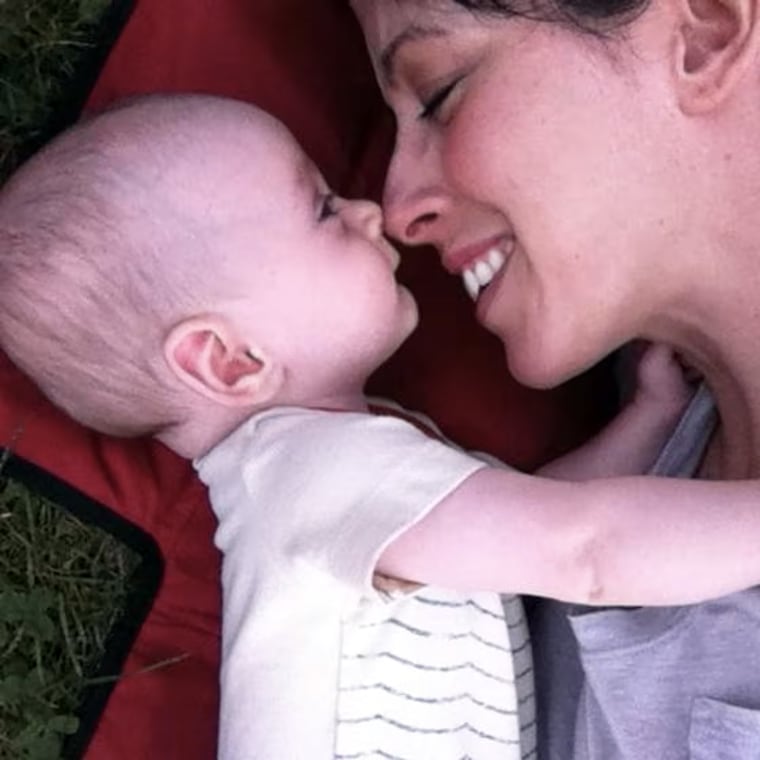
0, 0, 113, 176
0, 474, 140, 760
1, 1, 138, 758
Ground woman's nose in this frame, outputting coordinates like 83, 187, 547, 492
382, 143, 449, 246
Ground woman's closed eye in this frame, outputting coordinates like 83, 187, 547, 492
419, 76, 463, 121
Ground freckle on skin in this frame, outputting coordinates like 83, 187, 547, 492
724, 152, 733, 163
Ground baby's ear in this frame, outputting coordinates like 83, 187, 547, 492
164, 316, 282, 407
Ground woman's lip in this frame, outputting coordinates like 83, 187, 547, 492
442, 234, 513, 274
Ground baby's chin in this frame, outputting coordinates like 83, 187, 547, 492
381, 306, 419, 363
398, 288, 420, 339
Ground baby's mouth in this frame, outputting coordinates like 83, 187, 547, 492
461, 241, 514, 301
380, 238, 401, 271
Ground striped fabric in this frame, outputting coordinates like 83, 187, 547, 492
335, 587, 536, 759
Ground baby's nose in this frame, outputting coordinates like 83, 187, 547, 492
342, 198, 383, 240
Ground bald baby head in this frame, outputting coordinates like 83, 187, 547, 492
0, 94, 280, 436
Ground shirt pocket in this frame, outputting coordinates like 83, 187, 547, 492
689, 696, 760, 760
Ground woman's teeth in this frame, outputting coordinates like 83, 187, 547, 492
462, 247, 507, 301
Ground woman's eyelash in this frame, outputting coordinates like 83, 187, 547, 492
319, 193, 337, 221
419, 78, 460, 120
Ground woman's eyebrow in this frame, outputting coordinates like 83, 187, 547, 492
380, 24, 450, 84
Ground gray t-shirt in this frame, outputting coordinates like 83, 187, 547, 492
532, 385, 760, 760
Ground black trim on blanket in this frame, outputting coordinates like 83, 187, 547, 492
0, 451, 163, 760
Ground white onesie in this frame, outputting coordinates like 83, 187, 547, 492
195, 405, 535, 759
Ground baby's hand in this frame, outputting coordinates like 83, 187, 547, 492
632, 341, 697, 417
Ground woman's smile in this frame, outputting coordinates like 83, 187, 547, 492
442, 234, 515, 301
460, 240, 514, 301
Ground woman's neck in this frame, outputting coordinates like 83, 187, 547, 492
699, 402, 758, 480
663, 130, 760, 478
651, 254, 760, 478
674, 314, 760, 479
698, 372, 760, 479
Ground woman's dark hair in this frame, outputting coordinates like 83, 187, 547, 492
452, 0, 649, 31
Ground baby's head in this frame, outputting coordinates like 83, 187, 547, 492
0, 94, 417, 457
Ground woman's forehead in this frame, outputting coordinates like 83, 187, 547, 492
353, 0, 463, 38
352, 0, 473, 84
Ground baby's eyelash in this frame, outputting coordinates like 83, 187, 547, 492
419, 78, 460, 120
319, 193, 337, 221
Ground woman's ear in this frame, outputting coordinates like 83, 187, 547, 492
163, 316, 283, 407
674, 0, 760, 113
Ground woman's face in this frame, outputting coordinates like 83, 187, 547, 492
353, 0, 689, 388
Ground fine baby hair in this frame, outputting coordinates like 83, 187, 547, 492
0, 95, 284, 438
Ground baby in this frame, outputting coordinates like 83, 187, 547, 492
1, 94, 759, 760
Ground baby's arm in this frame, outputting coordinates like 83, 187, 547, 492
377, 468, 760, 607
538, 343, 695, 480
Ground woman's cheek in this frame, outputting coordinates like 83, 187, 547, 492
444, 116, 500, 208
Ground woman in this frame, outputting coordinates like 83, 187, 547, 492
352, 1, 760, 758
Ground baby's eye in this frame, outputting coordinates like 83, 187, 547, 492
319, 192, 337, 222
419, 76, 463, 122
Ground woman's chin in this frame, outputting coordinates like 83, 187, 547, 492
507, 359, 563, 390
486, 310, 608, 389
503, 340, 592, 390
